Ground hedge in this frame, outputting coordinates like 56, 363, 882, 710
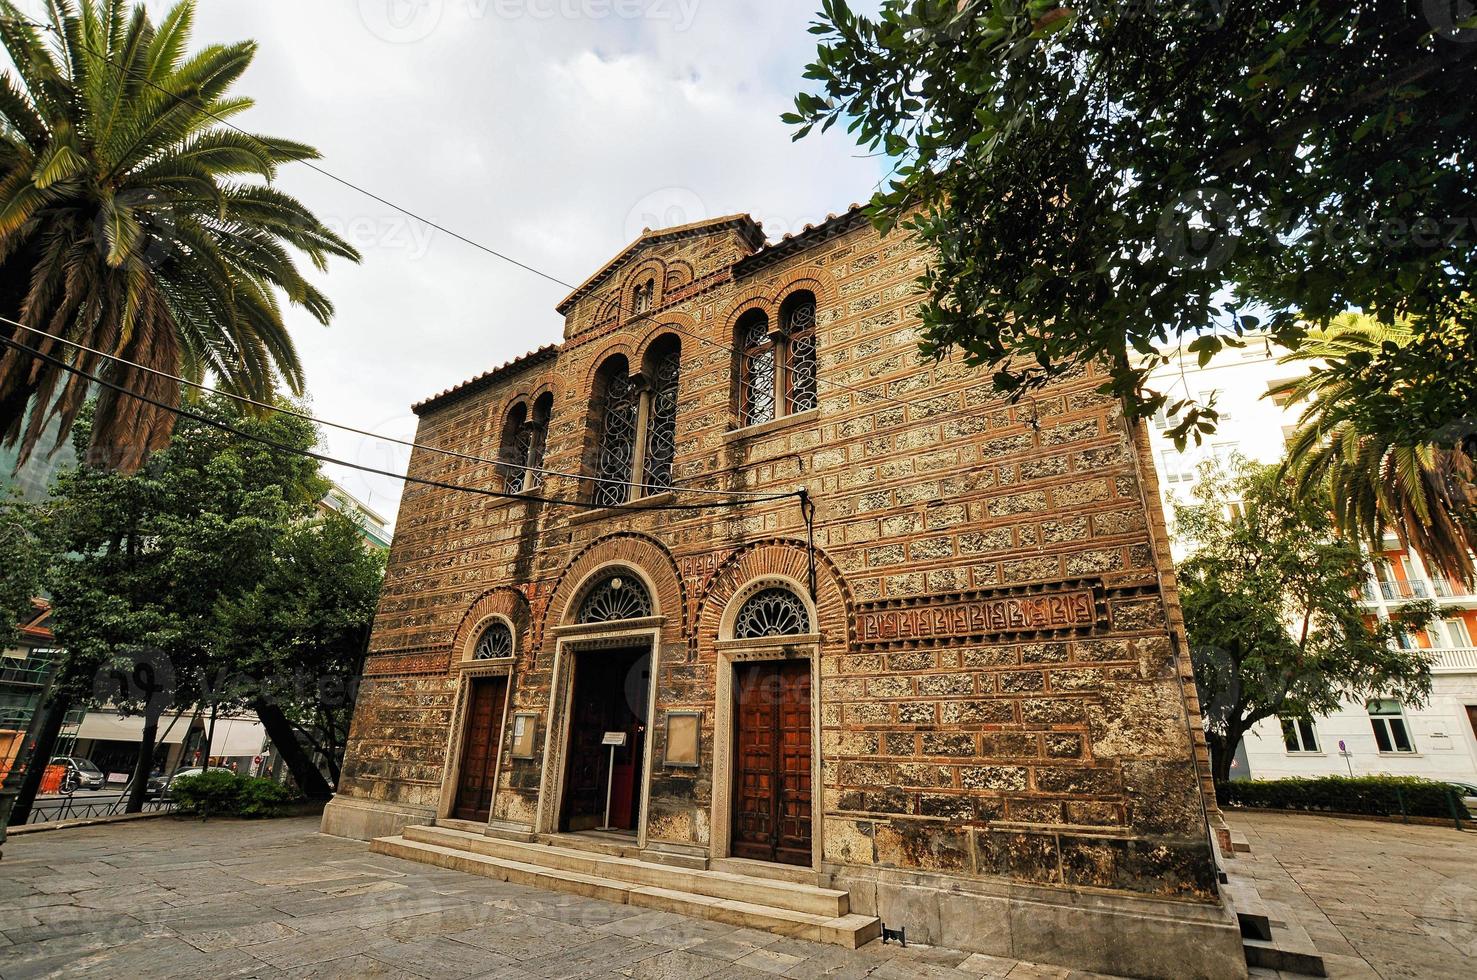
170, 771, 298, 819
1217, 775, 1472, 819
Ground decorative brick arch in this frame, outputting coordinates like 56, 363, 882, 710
450, 586, 534, 667
621, 258, 668, 319
722, 291, 778, 339
541, 532, 687, 647
634, 311, 698, 369
694, 538, 854, 660
580, 337, 642, 388
764, 265, 840, 312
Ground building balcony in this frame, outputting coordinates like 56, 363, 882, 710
1428, 646, 1477, 673
1362, 577, 1477, 603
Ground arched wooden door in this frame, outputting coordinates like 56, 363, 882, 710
453, 677, 508, 822
732, 660, 812, 866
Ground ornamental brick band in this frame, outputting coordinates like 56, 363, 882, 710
853, 580, 1107, 648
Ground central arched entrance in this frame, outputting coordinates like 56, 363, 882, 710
544, 567, 661, 839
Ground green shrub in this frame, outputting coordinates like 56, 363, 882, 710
171, 771, 298, 819
1218, 775, 1471, 819
237, 776, 295, 818
170, 769, 241, 817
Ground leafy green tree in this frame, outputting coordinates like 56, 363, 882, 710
40, 394, 325, 812
0, 494, 42, 646
788, 1, 1476, 444
1175, 458, 1435, 783
1275, 312, 1477, 585
219, 510, 384, 788
0, 0, 359, 473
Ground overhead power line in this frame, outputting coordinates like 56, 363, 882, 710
0, 315, 783, 501
8, 11, 923, 413
0, 334, 800, 513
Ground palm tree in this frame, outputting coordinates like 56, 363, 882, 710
1275, 312, 1477, 586
0, 0, 359, 472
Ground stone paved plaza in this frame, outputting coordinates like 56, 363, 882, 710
1231, 812, 1476, 980
0, 812, 1472, 979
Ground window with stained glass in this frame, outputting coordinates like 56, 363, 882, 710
644, 346, 681, 491
740, 312, 775, 427
733, 588, 812, 639
473, 620, 514, 660
594, 371, 640, 507
783, 294, 818, 414
577, 572, 654, 623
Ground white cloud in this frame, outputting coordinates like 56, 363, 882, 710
138, 0, 888, 522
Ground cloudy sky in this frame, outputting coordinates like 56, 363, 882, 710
108, 0, 887, 524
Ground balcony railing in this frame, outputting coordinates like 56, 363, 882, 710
1364, 577, 1476, 602
1429, 647, 1477, 672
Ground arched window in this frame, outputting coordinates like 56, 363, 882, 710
739, 310, 776, 427
501, 393, 552, 494
633, 278, 655, 315
473, 619, 514, 660
577, 571, 654, 623
593, 360, 640, 507
782, 292, 818, 414
733, 587, 812, 639
643, 340, 681, 492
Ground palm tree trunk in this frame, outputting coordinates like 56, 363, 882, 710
124, 706, 162, 814
5, 693, 70, 828
252, 698, 332, 800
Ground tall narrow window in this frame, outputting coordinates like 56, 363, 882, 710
739, 311, 775, 427
644, 342, 681, 491
501, 403, 531, 494
1279, 716, 1320, 754
594, 367, 640, 507
524, 392, 552, 492
782, 292, 817, 414
633, 278, 655, 315
1368, 699, 1415, 753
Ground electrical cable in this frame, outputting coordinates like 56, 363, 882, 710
0, 333, 800, 513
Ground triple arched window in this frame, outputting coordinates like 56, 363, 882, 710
590, 340, 682, 507
501, 392, 553, 494
739, 291, 818, 427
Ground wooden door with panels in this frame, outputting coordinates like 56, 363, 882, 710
452, 676, 508, 822
732, 659, 812, 866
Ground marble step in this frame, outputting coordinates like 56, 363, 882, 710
403, 824, 848, 917
370, 834, 880, 948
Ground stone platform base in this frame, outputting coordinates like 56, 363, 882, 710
829, 863, 1247, 980
319, 795, 435, 841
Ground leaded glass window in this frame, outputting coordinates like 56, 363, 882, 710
784, 295, 818, 414
577, 572, 654, 623
733, 588, 811, 639
644, 347, 681, 491
740, 314, 775, 427
594, 372, 640, 507
473, 620, 514, 660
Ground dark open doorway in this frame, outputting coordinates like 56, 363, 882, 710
559, 646, 650, 834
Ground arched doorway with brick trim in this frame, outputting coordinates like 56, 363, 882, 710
438, 587, 531, 827
534, 534, 685, 849
695, 539, 852, 870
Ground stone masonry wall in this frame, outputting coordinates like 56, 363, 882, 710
336, 213, 1219, 901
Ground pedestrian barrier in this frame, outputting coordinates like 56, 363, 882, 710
26, 791, 176, 824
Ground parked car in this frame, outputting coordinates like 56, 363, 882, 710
50, 756, 105, 792
1447, 781, 1477, 814
147, 766, 234, 800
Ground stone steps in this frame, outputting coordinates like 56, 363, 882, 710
370, 828, 880, 949
401, 824, 849, 916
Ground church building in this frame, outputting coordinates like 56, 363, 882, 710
322, 209, 1244, 978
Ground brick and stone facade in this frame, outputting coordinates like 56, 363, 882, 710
323, 211, 1242, 976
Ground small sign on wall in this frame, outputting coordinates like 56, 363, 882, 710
664, 711, 701, 768
510, 713, 538, 759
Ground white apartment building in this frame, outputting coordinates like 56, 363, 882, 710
1144, 338, 1477, 787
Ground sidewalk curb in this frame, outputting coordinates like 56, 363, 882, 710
8, 810, 171, 836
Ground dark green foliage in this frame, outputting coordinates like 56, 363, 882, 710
1176, 457, 1435, 783
171, 770, 295, 819
789, 2, 1476, 445
0, 494, 42, 645
1219, 775, 1472, 820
